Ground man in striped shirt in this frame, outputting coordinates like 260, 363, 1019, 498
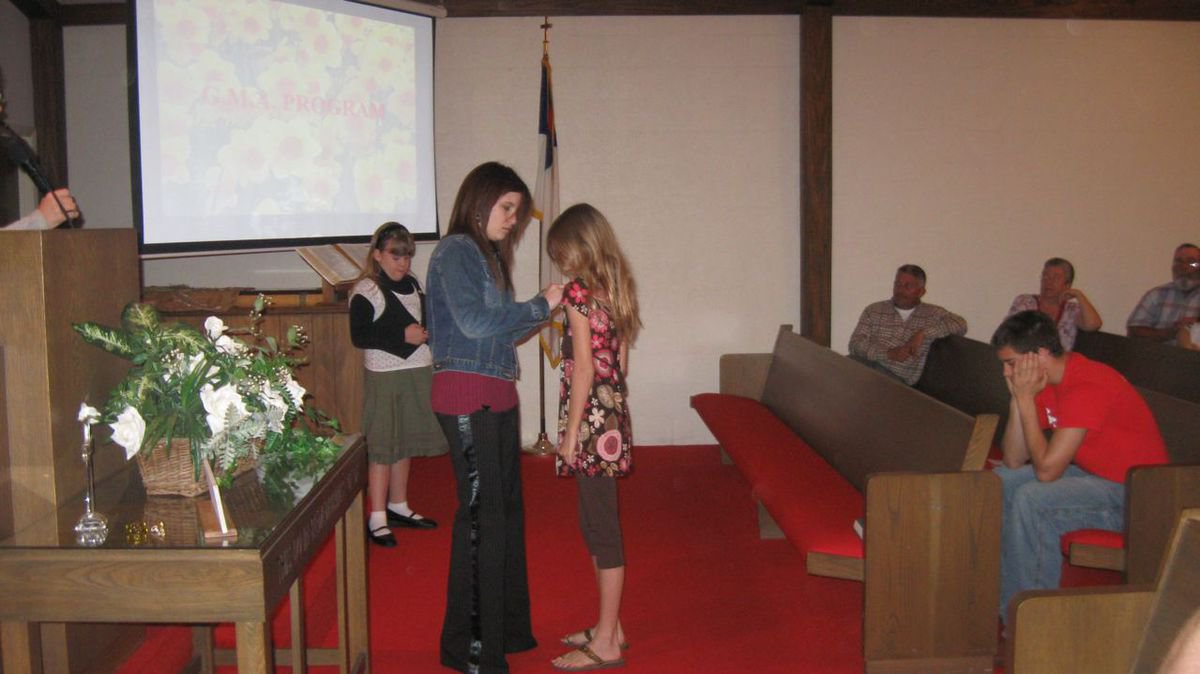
848, 264, 968, 385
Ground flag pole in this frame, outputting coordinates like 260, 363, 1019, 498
525, 16, 556, 456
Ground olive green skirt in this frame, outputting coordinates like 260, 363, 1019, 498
362, 367, 449, 464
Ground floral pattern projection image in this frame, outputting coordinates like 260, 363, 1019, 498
149, 0, 419, 228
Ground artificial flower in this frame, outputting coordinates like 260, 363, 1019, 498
204, 316, 227, 339
200, 383, 248, 435
110, 406, 147, 461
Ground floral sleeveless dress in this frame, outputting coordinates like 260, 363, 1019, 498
556, 278, 632, 477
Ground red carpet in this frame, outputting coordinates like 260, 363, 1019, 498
116, 445, 863, 673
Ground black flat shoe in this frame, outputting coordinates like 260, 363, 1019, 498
368, 525, 397, 547
387, 510, 438, 529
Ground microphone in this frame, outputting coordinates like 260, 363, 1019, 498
0, 121, 53, 194
0, 121, 78, 227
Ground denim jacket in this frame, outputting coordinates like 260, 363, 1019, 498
426, 235, 551, 380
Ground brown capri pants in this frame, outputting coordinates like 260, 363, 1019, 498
577, 474, 624, 569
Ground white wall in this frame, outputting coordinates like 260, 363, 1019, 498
832, 17, 1200, 352
6, 13, 1199, 446
434, 16, 802, 445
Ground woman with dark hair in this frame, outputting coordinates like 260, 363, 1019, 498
425, 161, 563, 674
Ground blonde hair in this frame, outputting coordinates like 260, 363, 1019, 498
547, 203, 641, 344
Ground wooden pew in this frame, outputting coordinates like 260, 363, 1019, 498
1074, 329, 1200, 404
1009, 509, 1200, 674
694, 326, 1001, 673
914, 334, 1010, 445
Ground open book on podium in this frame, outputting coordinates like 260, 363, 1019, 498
296, 244, 369, 303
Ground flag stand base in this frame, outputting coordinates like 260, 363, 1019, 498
523, 432, 555, 456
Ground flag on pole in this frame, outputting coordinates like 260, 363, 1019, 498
533, 47, 563, 367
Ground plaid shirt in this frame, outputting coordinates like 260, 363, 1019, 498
1126, 282, 1200, 343
848, 301, 968, 384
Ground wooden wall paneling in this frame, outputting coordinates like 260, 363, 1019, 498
301, 313, 333, 425
800, 5, 833, 346
28, 16, 68, 191
330, 317, 363, 434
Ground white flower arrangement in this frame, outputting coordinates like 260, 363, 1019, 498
73, 296, 335, 479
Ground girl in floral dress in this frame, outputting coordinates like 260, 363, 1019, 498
546, 203, 641, 672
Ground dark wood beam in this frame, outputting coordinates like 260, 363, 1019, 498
833, 0, 1200, 21
440, 0, 1200, 19
8, 0, 58, 20
29, 17, 68, 190
59, 3, 128, 25
800, 3, 832, 346
441, 1, 801, 15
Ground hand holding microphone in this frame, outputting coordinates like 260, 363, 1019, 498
37, 188, 81, 228
0, 118, 81, 228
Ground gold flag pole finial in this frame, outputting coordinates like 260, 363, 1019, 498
541, 16, 552, 55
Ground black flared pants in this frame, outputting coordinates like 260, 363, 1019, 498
437, 407, 537, 674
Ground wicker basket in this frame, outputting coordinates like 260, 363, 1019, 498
136, 438, 256, 497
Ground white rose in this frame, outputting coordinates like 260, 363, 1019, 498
109, 406, 146, 461
200, 383, 248, 435
204, 316, 227, 340
214, 335, 247, 355
283, 375, 306, 407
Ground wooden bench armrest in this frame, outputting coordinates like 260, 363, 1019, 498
863, 471, 1001, 671
1068, 541, 1126, 572
1010, 585, 1155, 674
962, 413, 999, 471
718, 353, 773, 399
1125, 464, 1200, 584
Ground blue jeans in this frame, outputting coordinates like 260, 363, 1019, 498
997, 464, 1124, 623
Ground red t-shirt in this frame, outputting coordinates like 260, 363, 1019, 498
1034, 353, 1168, 483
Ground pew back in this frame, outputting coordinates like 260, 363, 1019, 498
1074, 330, 1200, 404
1137, 388, 1200, 465
760, 326, 996, 491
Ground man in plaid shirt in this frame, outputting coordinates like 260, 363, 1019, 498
1126, 243, 1200, 345
848, 264, 968, 385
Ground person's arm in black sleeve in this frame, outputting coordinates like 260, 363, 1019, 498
349, 294, 417, 358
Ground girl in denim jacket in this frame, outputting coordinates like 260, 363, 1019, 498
425, 162, 563, 674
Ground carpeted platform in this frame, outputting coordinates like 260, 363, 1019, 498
115, 445, 863, 673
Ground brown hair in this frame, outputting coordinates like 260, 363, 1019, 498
446, 162, 532, 292
358, 221, 415, 282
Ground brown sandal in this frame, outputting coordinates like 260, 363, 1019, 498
552, 644, 626, 671
559, 628, 629, 650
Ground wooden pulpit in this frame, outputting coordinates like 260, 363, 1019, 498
0, 227, 142, 673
